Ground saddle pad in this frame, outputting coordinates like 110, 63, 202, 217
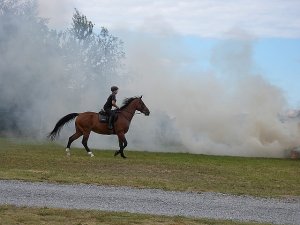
99, 113, 108, 123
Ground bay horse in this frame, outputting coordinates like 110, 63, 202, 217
48, 96, 150, 158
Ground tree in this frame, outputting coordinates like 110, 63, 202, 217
71, 8, 93, 40
0, 2, 125, 136
60, 8, 125, 88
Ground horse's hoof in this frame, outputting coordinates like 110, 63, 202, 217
66, 148, 71, 157
88, 152, 94, 157
114, 151, 120, 156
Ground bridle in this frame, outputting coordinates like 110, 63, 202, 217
121, 108, 144, 116
118, 99, 146, 120
136, 98, 148, 115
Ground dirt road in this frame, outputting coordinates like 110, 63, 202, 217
0, 180, 299, 224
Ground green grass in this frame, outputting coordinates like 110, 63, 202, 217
0, 138, 299, 197
0, 205, 273, 225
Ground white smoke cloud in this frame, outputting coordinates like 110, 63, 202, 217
73, 0, 300, 38
36, 0, 76, 29
2, 1, 299, 158
114, 31, 300, 157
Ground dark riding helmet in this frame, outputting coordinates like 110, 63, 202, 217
111, 86, 119, 92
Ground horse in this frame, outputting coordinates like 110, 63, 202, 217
48, 96, 150, 158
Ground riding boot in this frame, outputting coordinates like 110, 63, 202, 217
108, 115, 113, 130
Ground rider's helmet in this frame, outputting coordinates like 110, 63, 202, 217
111, 86, 119, 92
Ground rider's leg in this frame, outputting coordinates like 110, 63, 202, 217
105, 108, 113, 130
108, 110, 115, 130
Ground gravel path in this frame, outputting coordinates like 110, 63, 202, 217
0, 180, 299, 225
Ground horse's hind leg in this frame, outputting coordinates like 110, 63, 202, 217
66, 130, 82, 156
82, 131, 94, 157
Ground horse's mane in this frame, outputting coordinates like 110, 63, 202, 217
120, 96, 139, 110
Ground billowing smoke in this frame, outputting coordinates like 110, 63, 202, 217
37, 0, 75, 28
119, 33, 300, 157
1, 1, 299, 157
0, 0, 124, 141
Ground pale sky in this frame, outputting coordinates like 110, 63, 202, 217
39, 0, 300, 38
38, 0, 300, 107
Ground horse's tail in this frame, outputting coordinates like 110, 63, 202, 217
48, 113, 79, 140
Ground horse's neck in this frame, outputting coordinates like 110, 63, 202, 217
121, 102, 137, 121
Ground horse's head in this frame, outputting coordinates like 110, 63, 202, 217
136, 96, 150, 116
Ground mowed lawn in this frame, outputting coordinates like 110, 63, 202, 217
0, 205, 274, 225
0, 138, 299, 197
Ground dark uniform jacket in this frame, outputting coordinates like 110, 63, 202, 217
103, 94, 116, 114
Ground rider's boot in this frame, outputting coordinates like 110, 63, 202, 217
108, 115, 113, 130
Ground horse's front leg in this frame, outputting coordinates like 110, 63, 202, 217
115, 132, 127, 158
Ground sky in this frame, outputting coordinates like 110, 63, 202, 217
37, 0, 300, 108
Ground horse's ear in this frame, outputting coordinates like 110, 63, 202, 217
140, 95, 143, 99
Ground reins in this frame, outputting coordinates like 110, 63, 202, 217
119, 109, 142, 115
116, 98, 146, 121
117, 109, 143, 122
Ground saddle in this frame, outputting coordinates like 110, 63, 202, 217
98, 109, 118, 123
99, 109, 109, 123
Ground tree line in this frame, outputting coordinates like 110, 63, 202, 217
0, 0, 125, 136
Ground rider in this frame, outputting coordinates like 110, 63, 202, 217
103, 86, 120, 129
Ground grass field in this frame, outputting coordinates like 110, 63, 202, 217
0, 205, 274, 225
0, 138, 297, 225
0, 138, 299, 198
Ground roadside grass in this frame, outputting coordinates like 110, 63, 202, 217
0, 205, 274, 225
0, 138, 299, 197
